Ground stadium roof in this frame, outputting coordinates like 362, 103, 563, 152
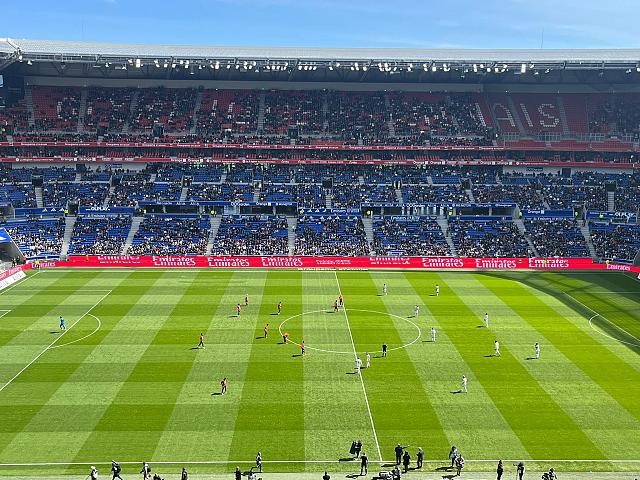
3, 38, 640, 63
1, 38, 640, 84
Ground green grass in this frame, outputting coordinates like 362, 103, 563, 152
0, 268, 639, 477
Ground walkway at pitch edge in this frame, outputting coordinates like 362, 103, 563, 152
1, 473, 638, 480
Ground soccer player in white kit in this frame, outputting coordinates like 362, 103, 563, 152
535, 342, 540, 359
414, 305, 420, 317
431, 327, 436, 342
461, 375, 468, 393
484, 312, 489, 328
435, 284, 440, 297
356, 357, 362, 370
366, 352, 370, 368
383, 283, 388, 296
494, 339, 501, 356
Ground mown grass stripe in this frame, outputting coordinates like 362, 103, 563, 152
406, 272, 605, 460
375, 271, 531, 461
446, 272, 640, 461
152, 271, 268, 462
336, 271, 449, 461
228, 271, 305, 468
476, 273, 640, 424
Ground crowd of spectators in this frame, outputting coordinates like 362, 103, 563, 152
69, 216, 131, 255
450, 219, 530, 257
525, 219, 589, 257
129, 216, 209, 255
43, 182, 109, 207
210, 215, 288, 255
372, 216, 451, 256
590, 223, 640, 262
4, 217, 64, 258
295, 215, 369, 256
474, 185, 544, 208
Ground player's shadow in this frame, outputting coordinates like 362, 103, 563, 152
441, 474, 457, 479
526, 357, 536, 360
345, 474, 360, 478
339, 457, 355, 462
50, 331, 59, 334
484, 354, 495, 358
270, 313, 280, 316
255, 336, 265, 340
476, 325, 484, 328
451, 390, 463, 394
211, 392, 222, 396
346, 371, 356, 375
381, 463, 396, 468
190, 347, 200, 350
228, 315, 238, 318
435, 465, 452, 471
291, 353, 303, 357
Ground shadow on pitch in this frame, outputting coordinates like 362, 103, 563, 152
450, 390, 463, 394
291, 353, 303, 357
211, 392, 222, 396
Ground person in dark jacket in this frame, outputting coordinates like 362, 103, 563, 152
416, 447, 424, 469
350, 440, 357, 457
516, 462, 525, 480
235, 466, 241, 480
402, 451, 411, 473
395, 444, 403, 465
181, 467, 188, 480
354, 440, 362, 458
497, 460, 504, 480
360, 453, 368, 476
322, 472, 330, 480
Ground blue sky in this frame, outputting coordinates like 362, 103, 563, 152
7, 0, 640, 49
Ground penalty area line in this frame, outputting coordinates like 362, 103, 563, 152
0, 289, 112, 394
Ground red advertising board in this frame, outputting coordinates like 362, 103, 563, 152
29, 256, 640, 273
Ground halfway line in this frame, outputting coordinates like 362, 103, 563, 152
333, 270, 382, 462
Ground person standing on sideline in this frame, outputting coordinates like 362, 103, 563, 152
366, 352, 371, 368
277, 301, 283, 315
354, 440, 362, 458
59, 315, 66, 331
382, 342, 388, 357
455, 455, 465, 477
448, 446, 458, 468
516, 462, 525, 480
383, 283, 388, 296
360, 452, 368, 476
323, 472, 330, 480
235, 467, 241, 480
220, 377, 228, 395
90, 466, 99, 480
496, 460, 503, 480
494, 340, 501, 357
535, 342, 540, 359
402, 450, 411, 473
263, 323, 269, 338
245, 293, 249, 306
255, 452, 262, 473
395, 444, 404, 465
461, 375, 468, 393
301, 340, 305, 356
111, 461, 123, 480
431, 327, 436, 342
140, 462, 150, 480
236, 303, 241, 316
484, 312, 489, 328
435, 284, 440, 297
416, 447, 424, 469
181, 467, 188, 480
198, 333, 205, 349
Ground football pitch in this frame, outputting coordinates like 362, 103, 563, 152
0, 268, 639, 477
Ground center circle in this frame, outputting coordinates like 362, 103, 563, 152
278, 308, 422, 355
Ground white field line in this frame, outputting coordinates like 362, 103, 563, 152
564, 292, 640, 345
0, 310, 10, 319
0, 459, 638, 467
0, 269, 41, 296
0, 290, 112, 394
49, 314, 102, 349
333, 270, 382, 462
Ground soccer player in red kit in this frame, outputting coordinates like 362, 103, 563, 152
277, 302, 282, 315
244, 293, 249, 306
236, 304, 241, 316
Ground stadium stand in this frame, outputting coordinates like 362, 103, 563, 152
210, 215, 289, 255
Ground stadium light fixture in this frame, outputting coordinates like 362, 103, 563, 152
520, 63, 527, 73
